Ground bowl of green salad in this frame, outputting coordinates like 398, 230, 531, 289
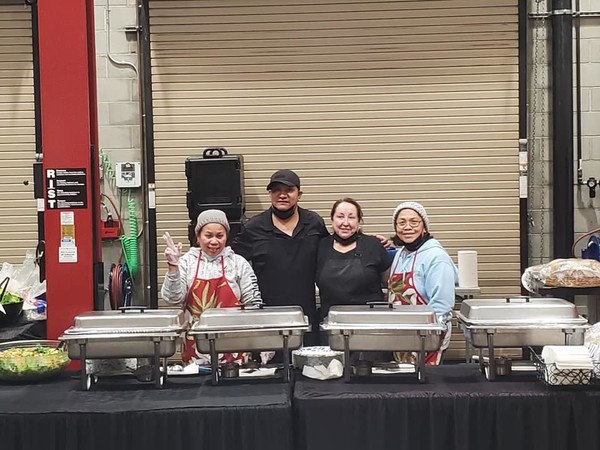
0, 340, 70, 382
0, 291, 24, 326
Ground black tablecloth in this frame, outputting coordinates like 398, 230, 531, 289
0, 317, 45, 343
0, 375, 292, 450
293, 364, 600, 450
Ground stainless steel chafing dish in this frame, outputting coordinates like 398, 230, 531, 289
321, 303, 446, 382
189, 304, 310, 384
60, 307, 187, 390
456, 297, 590, 380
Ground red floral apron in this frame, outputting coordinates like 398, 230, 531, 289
388, 250, 445, 365
182, 254, 246, 365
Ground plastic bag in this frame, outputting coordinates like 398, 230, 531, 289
8, 250, 39, 297
521, 263, 546, 293
522, 258, 600, 293
0, 250, 45, 303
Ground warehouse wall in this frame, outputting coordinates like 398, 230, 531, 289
0, 2, 36, 266
94, 0, 145, 306
94, 0, 600, 305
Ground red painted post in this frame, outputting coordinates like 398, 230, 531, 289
37, 0, 101, 339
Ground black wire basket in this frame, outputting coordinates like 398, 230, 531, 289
531, 351, 600, 387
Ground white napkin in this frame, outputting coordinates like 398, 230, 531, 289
239, 367, 278, 377
372, 363, 416, 375
542, 346, 593, 369
302, 359, 344, 380
541, 346, 593, 385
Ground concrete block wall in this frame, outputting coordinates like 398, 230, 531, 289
94, 0, 144, 306
528, 0, 600, 265
527, 0, 553, 264
575, 0, 600, 244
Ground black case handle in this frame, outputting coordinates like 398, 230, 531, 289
203, 147, 228, 159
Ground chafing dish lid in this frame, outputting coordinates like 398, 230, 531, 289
457, 297, 587, 324
322, 304, 443, 330
64, 308, 187, 332
191, 305, 309, 332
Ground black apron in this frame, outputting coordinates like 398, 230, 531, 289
317, 241, 369, 320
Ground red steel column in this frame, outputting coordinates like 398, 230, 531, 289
37, 0, 101, 339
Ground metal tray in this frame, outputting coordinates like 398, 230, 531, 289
458, 323, 588, 348
456, 297, 589, 348
66, 308, 187, 332
189, 305, 310, 353
191, 305, 308, 330
321, 304, 445, 352
457, 297, 583, 324
62, 336, 180, 359
60, 308, 187, 359
324, 304, 439, 326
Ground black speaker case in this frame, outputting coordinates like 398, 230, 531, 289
185, 152, 245, 221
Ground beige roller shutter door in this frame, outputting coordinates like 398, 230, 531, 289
149, 0, 520, 357
0, 2, 37, 265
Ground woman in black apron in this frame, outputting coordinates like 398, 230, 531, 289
316, 198, 392, 347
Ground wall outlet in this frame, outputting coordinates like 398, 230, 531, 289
115, 161, 141, 188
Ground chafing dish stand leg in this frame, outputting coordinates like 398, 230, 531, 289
486, 332, 496, 381
343, 333, 351, 382
564, 329, 575, 345
80, 342, 88, 391
210, 338, 219, 385
153, 340, 164, 388
478, 348, 485, 373
418, 333, 426, 383
282, 334, 290, 383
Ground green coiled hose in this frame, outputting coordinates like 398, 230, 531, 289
121, 191, 139, 276
99, 148, 116, 189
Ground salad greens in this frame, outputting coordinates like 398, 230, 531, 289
0, 345, 68, 380
0, 291, 22, 305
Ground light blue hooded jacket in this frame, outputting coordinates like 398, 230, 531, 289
388, 238, 458, 316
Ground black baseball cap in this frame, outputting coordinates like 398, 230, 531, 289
266, 169, 301, 190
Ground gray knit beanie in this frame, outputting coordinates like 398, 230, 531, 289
393, 201, 430, 231
195, 209, 230, 234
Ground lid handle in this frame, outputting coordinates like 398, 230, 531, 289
240, 302, 265, 310
366, 301, 394, 310
505, 296, 531, 303
119, 306, 148, 313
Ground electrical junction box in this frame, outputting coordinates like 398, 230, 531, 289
115, 161, 141, 188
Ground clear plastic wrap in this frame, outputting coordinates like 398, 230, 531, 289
522, 258, 600, 293
585, 323, 600, 376
521, 263, 546, 293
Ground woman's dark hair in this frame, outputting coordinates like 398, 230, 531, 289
330, 197, 363, 221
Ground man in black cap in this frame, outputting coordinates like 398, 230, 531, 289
231, 169, 328, 345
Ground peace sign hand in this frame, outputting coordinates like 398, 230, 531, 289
163, 232, 183, 266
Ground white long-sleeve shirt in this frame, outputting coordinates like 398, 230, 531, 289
161, 246, 262, 306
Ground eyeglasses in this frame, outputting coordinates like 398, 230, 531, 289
396, 219, 422, 228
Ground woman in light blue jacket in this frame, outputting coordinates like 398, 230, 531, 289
387, 201, 458, 365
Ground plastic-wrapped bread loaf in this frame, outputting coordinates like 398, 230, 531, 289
540, 258, 600, 288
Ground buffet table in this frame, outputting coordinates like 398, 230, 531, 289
0, 375, 293, 450
3, 364, 600, 450
293, 364, 600, 450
